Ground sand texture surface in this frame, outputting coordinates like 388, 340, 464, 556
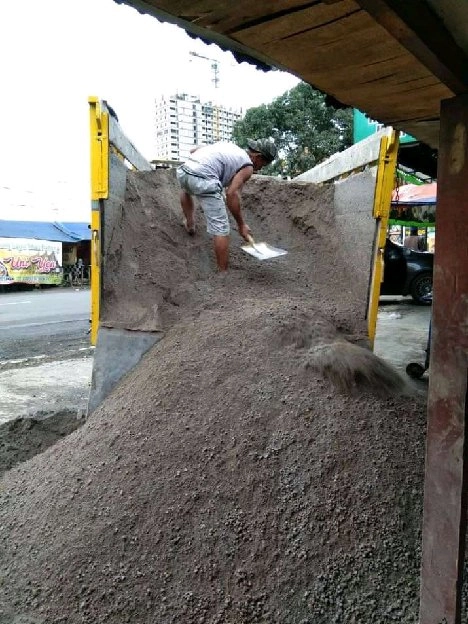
0, 170, 434, 623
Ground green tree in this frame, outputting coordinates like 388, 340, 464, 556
232, 82, 353, 177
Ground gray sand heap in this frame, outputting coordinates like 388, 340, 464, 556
0, 170, 429, 623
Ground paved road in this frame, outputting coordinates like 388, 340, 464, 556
0, 288, 92, 363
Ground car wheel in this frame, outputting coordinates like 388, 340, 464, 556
410, 272, 433, 305
406, 362, 426, 379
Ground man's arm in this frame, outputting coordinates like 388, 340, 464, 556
225, 166, 254, 239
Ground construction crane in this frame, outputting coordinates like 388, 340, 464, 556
189, 51, 220, 88
189, 51, 222, 141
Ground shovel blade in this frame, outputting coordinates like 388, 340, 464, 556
241, 241, 288, 261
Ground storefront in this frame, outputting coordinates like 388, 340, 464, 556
0, 220, 90, 287
389, 182, 437, 252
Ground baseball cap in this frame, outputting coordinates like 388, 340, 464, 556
247, 138, 277, 163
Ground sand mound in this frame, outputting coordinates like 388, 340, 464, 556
0, 410, 83, 478
100, 170, 366, 335
0, 170, 428, 623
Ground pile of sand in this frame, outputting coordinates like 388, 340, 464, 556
99, 171, 367, 335
0, 410, 83, 478
0, 170, 430, 623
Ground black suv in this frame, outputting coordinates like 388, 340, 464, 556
381, 238, 433, 304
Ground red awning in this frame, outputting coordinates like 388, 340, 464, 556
392, 182, 437, 204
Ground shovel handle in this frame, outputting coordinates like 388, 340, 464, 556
246, 234, 256, 246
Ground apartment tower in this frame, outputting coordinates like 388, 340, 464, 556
154, 94, 242, 161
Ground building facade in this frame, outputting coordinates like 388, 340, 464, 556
154, 94, 242, 161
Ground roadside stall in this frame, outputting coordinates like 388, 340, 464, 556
0, 220, 90, 289
388, 183, 437, 379
389, 182, 437, 251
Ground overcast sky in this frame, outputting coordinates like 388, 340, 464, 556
0, 0, 299, 222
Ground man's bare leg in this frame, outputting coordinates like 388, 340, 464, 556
180, 191, 195, 234
213, 235, 229, 271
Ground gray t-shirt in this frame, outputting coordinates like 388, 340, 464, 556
183, 142, 253, 187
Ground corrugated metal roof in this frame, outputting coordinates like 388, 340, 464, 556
115, 0, 468, 149
0, 221, 91, 243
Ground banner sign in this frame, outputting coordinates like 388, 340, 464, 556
389, 204, 436, 226
0, 238, 62, 285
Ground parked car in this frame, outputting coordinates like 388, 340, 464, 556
381, 238, 433, 304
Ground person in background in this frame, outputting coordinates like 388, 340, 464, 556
70, 258, 84, 286
404, 226, 426, 251
176, 139, 277, 271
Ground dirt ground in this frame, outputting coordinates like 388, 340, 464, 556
0, 169, 459, 623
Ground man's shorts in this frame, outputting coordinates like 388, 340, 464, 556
176, 166, 230, 236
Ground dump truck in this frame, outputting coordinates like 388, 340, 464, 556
88, 96, 399, 413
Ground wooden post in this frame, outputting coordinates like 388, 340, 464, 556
419, 94, 468, 624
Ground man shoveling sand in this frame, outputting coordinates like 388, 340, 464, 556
177, 139, 277, 270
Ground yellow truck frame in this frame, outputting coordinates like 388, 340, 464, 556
89, 95, 398, 351
88, 96, 152, 345
367, 130, 399, 346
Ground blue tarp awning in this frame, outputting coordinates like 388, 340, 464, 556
0, 220, 91, 243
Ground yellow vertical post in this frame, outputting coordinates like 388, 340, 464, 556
367, 130, 399, 347
88, 97, 109, 346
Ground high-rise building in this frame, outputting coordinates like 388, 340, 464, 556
154, 94, 242, 161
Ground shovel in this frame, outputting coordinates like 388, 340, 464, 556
241, 234, 288, 261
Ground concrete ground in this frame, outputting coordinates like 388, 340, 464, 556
0, 288, 93, 423
375, 295, 431, 394
0, 359, 93, 424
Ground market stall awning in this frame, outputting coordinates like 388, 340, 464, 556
390, 182, 436, 225
392, 182, 437, 204
0, 220, 91, 243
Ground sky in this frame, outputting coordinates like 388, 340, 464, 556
0, 0, 299, 222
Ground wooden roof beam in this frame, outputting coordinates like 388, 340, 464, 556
354, 0, 468, 94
